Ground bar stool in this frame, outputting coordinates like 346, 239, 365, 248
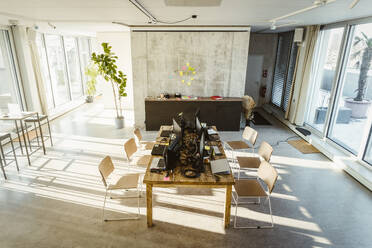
24, 114, 53, 155
0, 133, 19, 179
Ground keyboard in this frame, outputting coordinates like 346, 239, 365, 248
151, 144, 167, 156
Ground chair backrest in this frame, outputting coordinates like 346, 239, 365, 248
257, 161, 278, 194
98, 156, 114, 187
133, 128, 142, 143
258, 141, 273, 162
124, 138, 137, 161
242, 126, 258, 146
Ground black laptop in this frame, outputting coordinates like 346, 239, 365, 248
160, 130, 172, 137
151, 144, 167, 156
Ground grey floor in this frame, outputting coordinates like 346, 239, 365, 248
0, 100, 371, 248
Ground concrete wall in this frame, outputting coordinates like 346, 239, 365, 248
131, 31, 250, 127
245, 33, 278, 106
96, 32, 134, 110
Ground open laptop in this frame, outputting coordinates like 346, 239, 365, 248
210, 159, 230, 175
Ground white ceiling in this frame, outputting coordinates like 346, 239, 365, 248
0, 0, 371, 33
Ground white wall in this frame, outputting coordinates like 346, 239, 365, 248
131, 30, 251, 127
95, 32, 134, 111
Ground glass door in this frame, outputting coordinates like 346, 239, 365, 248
327, 23, 372, 154
306, 27, 345, 133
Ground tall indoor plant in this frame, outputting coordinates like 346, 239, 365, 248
84, 63, 99, 103
91, 43, 127, 128
344, 32, 372, 118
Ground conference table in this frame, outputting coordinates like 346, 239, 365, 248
143, 125, 235, 228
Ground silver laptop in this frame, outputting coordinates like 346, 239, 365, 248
210, 159, 230, 175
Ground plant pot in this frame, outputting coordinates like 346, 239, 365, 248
344, 98, 372, 118
86, 95, 94, 103
115, 117, 124, 129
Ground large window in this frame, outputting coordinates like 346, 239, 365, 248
305, 20, 372, 166
37, 34, 91, 111
0, 29, 23, 113
306, 28, 345, 133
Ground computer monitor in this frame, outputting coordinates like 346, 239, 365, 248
173, 118, 182, 141
195, 116, 202, 134
199, 132, 205, 157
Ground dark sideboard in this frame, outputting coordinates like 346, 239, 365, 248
145, 97, 243, 131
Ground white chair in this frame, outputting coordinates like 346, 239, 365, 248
98, 156, 141, 221
232, 160, 278, 229
236, 141, 273, 179
133, 128, 155, 150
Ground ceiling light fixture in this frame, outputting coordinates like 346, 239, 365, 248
128, 0, 197, 24
270, 22, 277, 30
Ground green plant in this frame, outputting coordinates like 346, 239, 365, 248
85, 63, 99, 96
352, 32, 372, 101
91, 43, 127, 118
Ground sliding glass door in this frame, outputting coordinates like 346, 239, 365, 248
328, 23, 372, 154
306, 27, 345, 133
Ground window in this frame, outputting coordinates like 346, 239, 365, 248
45, 34, 70, 106
271, 32, 298, 111
0, 29, 23, 112
64, 37, 83, 100
328, 23, 372, 154
306, 28, 345, 133
36, 33, 92, 111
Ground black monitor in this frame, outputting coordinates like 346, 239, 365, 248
173, 118, 181, 135
195, 116, 202, 134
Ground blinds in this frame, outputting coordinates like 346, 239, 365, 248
271, 32, 296, 110
283, 42, 298, 111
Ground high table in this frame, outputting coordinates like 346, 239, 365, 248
143, 125, 235, 228
0, 112, 39, 166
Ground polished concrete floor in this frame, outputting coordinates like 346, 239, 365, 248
0, 100, 371, 248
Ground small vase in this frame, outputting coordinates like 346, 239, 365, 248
115, 117, 124, 129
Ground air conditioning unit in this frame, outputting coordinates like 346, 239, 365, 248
294, 28, 304, 43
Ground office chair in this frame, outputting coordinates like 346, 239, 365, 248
98, 156, 141, 221
133, 128, 155, 150
232, 161, 278, 229
236, 141, 273, 179
124, 138, 151, 168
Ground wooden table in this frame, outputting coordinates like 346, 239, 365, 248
143, 126, 235, 228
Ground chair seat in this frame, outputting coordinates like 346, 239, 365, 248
236, 156, 261, 169
108, 173, 140, 190
234, 179, 267, 197
227, 141, 251, 150
142, 141, 155, 150
137, 155, 152, 167
0, 133, 11, 141
25, 115, 47, 122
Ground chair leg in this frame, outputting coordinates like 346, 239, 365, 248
102, 189, 108, 222
10, 138, 19, 171
47, 117, 53, 146
37, 115, 46, 155
25, 124, 32, 152
34, 122, 40, 147
103, 188, 141, 221
0, 154, 6, 180
0, 143, 7, 167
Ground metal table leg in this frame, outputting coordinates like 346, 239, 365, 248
14, 120, 24, 155
10, 138, 19, 171
37, 113, 46, 155
19, 120, 31, 166
0, 154, 6, 179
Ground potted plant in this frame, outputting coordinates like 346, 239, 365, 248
84, 63, 99, 103
344, 32, 372, 118
91, 43, 127, 129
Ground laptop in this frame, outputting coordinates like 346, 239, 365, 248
150, 157, 166, 173
210, 159, 230, 175
160, 130, 172, 137
151, 144, 167, 156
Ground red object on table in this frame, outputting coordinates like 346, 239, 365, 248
211, 96, 223, 100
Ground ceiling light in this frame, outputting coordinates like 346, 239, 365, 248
270, 22, 277, 30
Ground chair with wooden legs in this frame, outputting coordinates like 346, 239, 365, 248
98, 156, 141, 221
124, 138, 151, 168
0, 133, 19, 179
232, 160, 278, 229
236, 141, 273, 179
133, 128, 155, 150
